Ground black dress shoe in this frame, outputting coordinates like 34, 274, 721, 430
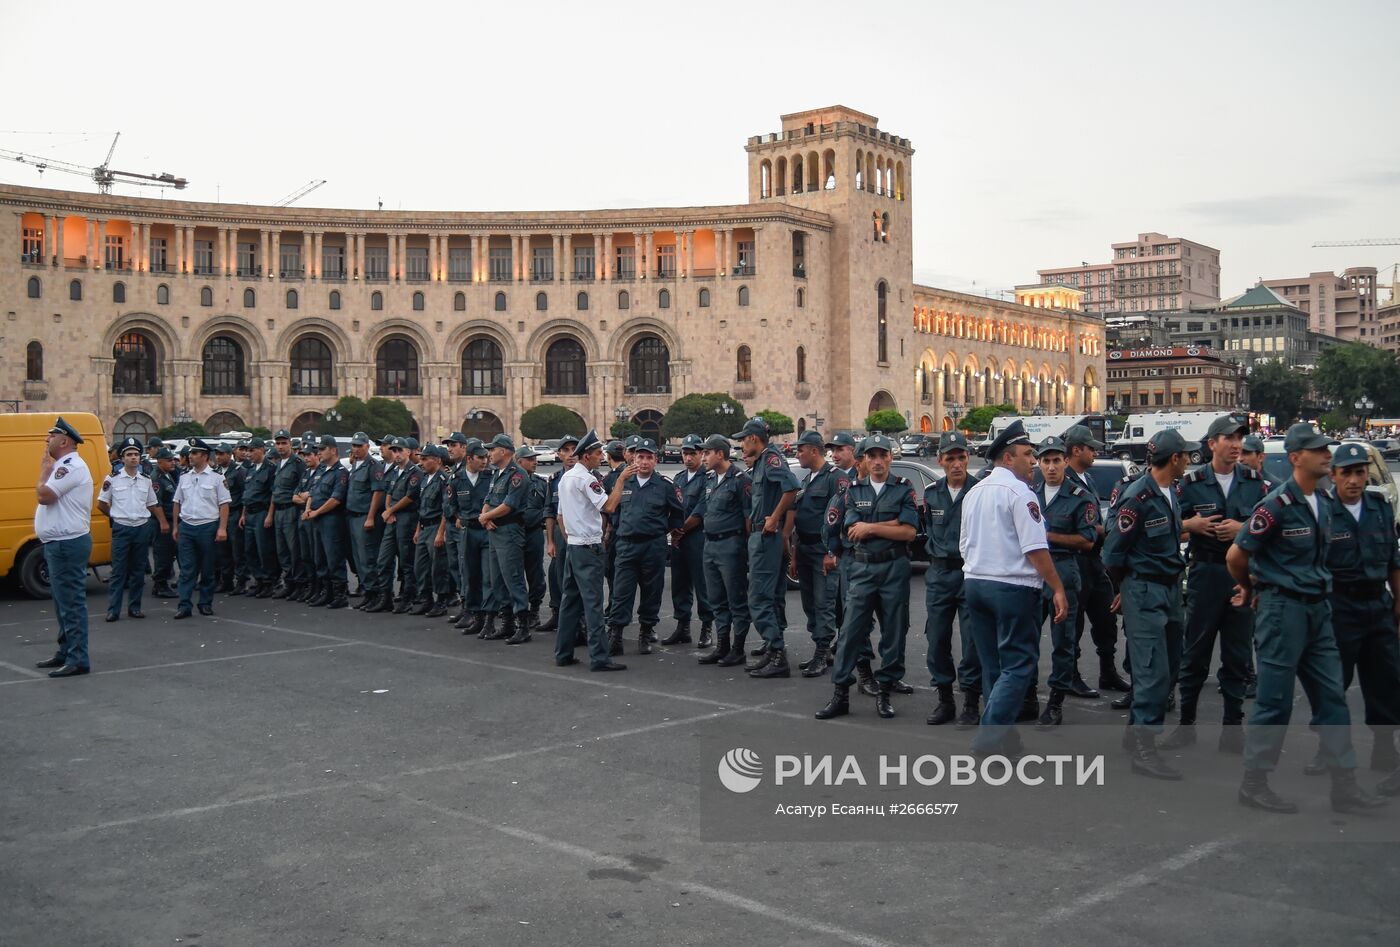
48, 665, 90, 678
174, 609, 192, 620
105, 612, 120, 622
197, 605, 214, 616
35, 656, 65, 669
127, 608, 144, 619
152, 586, 177, 599
556, 656, 580, 667
590, 660, 628, 672
890, 680, 914, 695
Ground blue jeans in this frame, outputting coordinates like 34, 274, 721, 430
45, 534, 92, 669
965, 578, 1041, 752
108, 521, 153, 615
177, 521, 219, 610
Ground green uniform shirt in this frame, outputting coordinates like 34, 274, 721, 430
1324, 490, 1400, 584
1102, 472, 1184, 577
1177, 462, 1269, 561
1233, 478, 1332, 596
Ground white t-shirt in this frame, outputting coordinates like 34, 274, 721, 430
1160, 485, 1175, 510
1344, 500, 1363, 521
559, 462, 608, 545
35, 450, 94, 543
871, 479, 886, 497
1214, 469, 1235, 497
1044, 483, 1061, 507
947, 484, 963, 504
1304, 491, 1319, 520
959, 466, 1049, 588
636, 475, 651, 489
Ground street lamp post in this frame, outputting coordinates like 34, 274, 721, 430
946, 401, 964, 430
1356, 397, 1375, 430
714, 402, 735, 419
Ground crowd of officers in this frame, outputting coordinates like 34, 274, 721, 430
68, 411, 1400, 812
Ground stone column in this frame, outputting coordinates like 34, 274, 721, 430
187, 226, 198, 273
563, 233, 572, 283
271, 230, 283, 279
355, 233, 365, 279
602, 233, 613, 281
216, 228, 227, 277
49, 214, 62, 266
303, 232, 312, 278
552, 233, 562, 282
387, 231, 397, 281
514, 234, 525, 281
259, 230, 269, 278
470, 235, 482, 283
401, 234, 410, 280
645, 231, 655, 280
96, 219, 108, 270
685, 230, 695, 278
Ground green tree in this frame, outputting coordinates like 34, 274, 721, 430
756, 410, 794, 436
610, 420, 641, 439
961, 403, 1016, 434
863, 408, 908, 435
1248, 360, 1309, 427
248, 425, 273, 440
319, 396, 415, 437
659, 392, 746, 440
1319, 409, 1352, 434
158, 420, 207, 438
1313, 343, 1400, 416
520, 403, 587, 440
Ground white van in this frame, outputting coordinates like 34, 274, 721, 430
982, 414, 1111, 453
1113, 412, 1247, 465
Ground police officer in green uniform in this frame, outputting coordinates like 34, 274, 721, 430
240, 438, 277, 597
411, 444, 452, 616
516, 445, 550, 633
479, 434, 533, 641
150, 448, 180, 597
815, 435, 919, 719
269, 431, 307, 599
452, 442, 492, 632
305, 435, 350, 609
1161, 416, 1267, 753
539, 434, 579, 635
220, 440, 248, 594
363, 436, 402, 612
1228, 423, 1386, 813
601, 439, 629, 615
788, 430, 843, 676
693, 434, 752, 667
369, 437, 415, 613
441, 433, 470, 605
921, 430, 983, 726
344, 432, 385, 605
735, 417, 800, 679
1063, 425, 1129, 696
1032, 436, 1099, 729
604, 438, 685, 655
386, 437, 422, 613
289, 438, 321, 602
825, 435, 880, 698
1102, 428, 1189, 780
665, 433, 713, 648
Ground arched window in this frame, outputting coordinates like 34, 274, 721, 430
329, 291, 341, 310
26, 341, 43, 381
205, 411, 246, 435
113, 411, 158, 441
113, 282, 125, 304
494, 291, 507, 312
618, 290, 630, 310
796, 345, 806, 384
736, 345, 752, 383
157, 284, 170, 305
738, 285, 749, 306
200, 286, 213, 307
536, 291, 548, 312
544, 337, 587, 395
412, 291, 424, 311
375, 337, 420, 395
876, 281, 888, 363
698, 288, 710, 308
26, 277, 40, 298
659, 289, 670, 309
112, 331, 159, 394
881, 212, 890, 242
286, 289, 298, 309
289, 335, 335, 396
577, 291, 589, 311
201, 336, 246, 395
628, 335, 670, 391
796, 287, 805, 308
243, 288, 255, 308
371, 291, 383, 311
855, 149, 864, 190
69, 279, 82, 301
453, 291, 465, 312
461, 337, 504, 395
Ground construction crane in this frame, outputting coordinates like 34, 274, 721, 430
1313, 238, 1400, 247
274, 179, 327, 206
0, 131, 186, 193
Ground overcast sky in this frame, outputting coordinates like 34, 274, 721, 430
5, 0, 1397, 301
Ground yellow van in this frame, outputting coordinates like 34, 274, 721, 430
0, 412, 112, 597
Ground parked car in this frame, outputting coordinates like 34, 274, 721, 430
1348, 437, 1400, 462
899, 434, 936, 457
661, 442, 683, 463
1261, 439, 1400, 523
531, 444, 559, 465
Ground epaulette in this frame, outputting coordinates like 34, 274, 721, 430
1241, 466, 1262, 480
1278, 491, 1295, 506
892, 475, 908, 486
1134, 486, 1157, 504
1184, 468, 1207, 484
1321, 487, 1335, 501
1067, 482, 1088, 498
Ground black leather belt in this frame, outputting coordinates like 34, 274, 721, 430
1051, 549, 1076, 559
851, 548, 908, 564
931, 556, 964, 570
1190, 546, 1229, 564
244, 503, 268, 513
798, 531, 824, 545
418, 516, 441, 526
1259, 584, 1327, 605
1334, 580, 1385, 598
466, 522, 486, 530
706, 529, 743, 541
1132, 572, 1181, 587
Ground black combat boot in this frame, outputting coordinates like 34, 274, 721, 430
604, 624, 623, 655
955, 691, 981, 730
326, 581, 349, 609
751, 648, 790, 679
856, 659, 879, 697
1129, 729, 1182, 781
638, 625, 654, 655
152, 583, 177, 599
1111, 688, 1133, 710
537, 608, 560, 633
409, 598, 432, 616
747, 646, 774, 673
699, 631, 730, 665
1238, 769, 1297, 813
750, 641, 769, 658
697, 622, 714, 649
717, 632, 748, 667
425, 599, 447, 618
1068, 668, 1101, 699
815, 684, 850, 720
392, 597, 413, 614
1219, 720, 1244, 755
217, 575, 235, 594
272, 581, 292, 599
926, 685, 957, 726
1330, 769, 1390, 813
364, 591, 391, 613
228, 579, 247, 596
306, 580, 329, 607
1159, 723, 1197, 750
1036, 689, 1065, 730
455, 610, 478, 632
1017, 685, 1041, 723
486, 612, 514, 641
527, 608, 541, 634
644, 625, 659, 644
255, 581, 276, 599
1099, 656, 1131, 692
285, 582, 305, 602
476, 613, 497, 639
875, 683, 895, 719
661, 622, 692, 646
800, 644, 832, 678
506, 612, 532, 645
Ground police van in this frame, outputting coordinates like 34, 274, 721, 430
1112, 411, 1247, 465
978, 414, 1111, 455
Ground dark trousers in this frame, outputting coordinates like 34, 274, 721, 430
220, 507, 244, 583
1178, 560, 1252, 723
831, 556, 911, 688
107, 521, 152, 615
795, 542, 837, 649
176, 521, 219, 610
747, 531, 786, 649
671, 530, 711, 624
242, 506, 275, 583
965, 579, 1041, 752
525, 525, 546, 610
1245, 591, 1355, 772
1121, 575, 1184, 732
490, 523, 528, 615
1041, 558, 1081, 693
460, 525, 488, 611
924, 565, 980, 692
547, 523, 567, 610
445, 523, 462, 598
832, 554, 876, 664
297, 514, 321, 585
273, 507, 303, 584
413, 519, 450, 602
391, 514, 418, 599
316, 512, 348, 584
45, 534, 92, 669
1073, 552, 1119, 661
373, 512, 408, 596
152, 519, 176, 586
608, 534, 667, 629
703, 534, 749, 637
1333, 595, 1400, 727
347, 511, 382, 595
556, 542, 610, 668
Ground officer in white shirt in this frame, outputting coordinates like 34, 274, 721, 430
959, 419, 1068, 755
34, 418, 95, 678
98, 436, 169, 622
553, 430, 627, 672
171, 438, 231, 619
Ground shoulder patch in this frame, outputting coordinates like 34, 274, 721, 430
826, 504, 840, 526
1085, 503, 1099, 525
409, 474, 420, 487
1249, 507, 1275, 535
767, 453, 782, 468
511, 472, 523, 487
1184, 468, 1204, 484
102, 479, 111, 491
1117, 508, 1137, 533
837, 477, 850, 495
54, 466, 68, 480
1027, 500, 1042, 523
590, 479, 604, 494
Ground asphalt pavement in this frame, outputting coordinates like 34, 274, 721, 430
3, 561, 1399, 945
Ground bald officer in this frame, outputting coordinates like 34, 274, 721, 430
171, 438, 231, 620
34, 418, 95, 678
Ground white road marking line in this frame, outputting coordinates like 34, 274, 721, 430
0, 642, 360, 687
75, 784, 354, 834
212, 616, 359, 643
0, 659, 46, 679
1043, 836, 1237, 924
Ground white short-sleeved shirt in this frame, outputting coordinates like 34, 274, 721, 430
173, 466, 232, 525
959, 465, 1049, 589
98, 468, 159, 527
35, 450, 94, 543
559, 461, 608, 545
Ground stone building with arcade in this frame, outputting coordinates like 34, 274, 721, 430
2, 106, 1103, 442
